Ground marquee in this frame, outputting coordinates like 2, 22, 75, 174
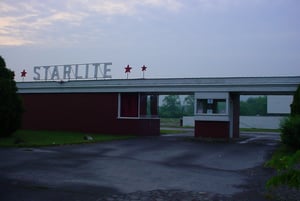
33, 62, 112, 81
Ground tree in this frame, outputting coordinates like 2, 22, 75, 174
240, 96, 267, 116
159, 95, 182, 118
280, 85, 300, 149
0, 56, 24, 137
291, 85, 300, 116
183, 95, 194, 116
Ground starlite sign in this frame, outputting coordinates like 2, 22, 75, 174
33, 62, 112, 81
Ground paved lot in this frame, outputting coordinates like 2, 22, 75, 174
0, 132, 279, 201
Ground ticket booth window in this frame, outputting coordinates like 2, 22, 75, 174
196, 99, 226, 114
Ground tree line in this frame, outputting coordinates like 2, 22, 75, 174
159, 95, 194, 118
159, 95, 268, 118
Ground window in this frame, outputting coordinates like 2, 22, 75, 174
140, 94, 158, 118
196, 99, 226, 114
119, 93, 158, 118
120, 93, 139, 117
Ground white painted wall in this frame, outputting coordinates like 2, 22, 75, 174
182, 116, 195, 127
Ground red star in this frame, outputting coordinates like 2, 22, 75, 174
125, 65, 132, 73
21, 69, 27, 77
141, 65, 147, 71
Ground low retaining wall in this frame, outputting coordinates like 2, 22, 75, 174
183, 116, 287, 129
239, 116, 286, 129
183, 116, 195, 127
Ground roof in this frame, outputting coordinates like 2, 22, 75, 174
17, 76, 300, 95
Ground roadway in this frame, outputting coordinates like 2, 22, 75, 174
0, 131, 279, 201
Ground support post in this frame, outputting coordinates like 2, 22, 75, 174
230, 93, 240, 138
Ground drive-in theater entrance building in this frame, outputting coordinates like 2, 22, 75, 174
17, 75, 300, 139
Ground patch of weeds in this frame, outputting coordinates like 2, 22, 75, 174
0, 130, 134, 147
265, 145, 300, 189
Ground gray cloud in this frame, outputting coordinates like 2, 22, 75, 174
0, 0, 184, 46
0, 0, 299, 80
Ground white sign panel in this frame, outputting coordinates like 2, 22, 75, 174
267, 95, 293, 114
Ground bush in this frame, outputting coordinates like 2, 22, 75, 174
280, 116, 300, 149
265, 85, 300, 192
0, 56, 24, 137
291, 85, 300, 116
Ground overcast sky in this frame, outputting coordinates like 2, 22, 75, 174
0, 0, 299, 81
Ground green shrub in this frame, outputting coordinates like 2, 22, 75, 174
265, 85, 300, 190
280, 116, 300, 149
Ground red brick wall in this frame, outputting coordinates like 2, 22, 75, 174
195, 121, 229, 138
20, 93, 160, 136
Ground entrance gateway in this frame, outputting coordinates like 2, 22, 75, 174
17, 76, 300, 138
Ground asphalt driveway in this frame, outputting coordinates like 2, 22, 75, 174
0, 132, 279, 201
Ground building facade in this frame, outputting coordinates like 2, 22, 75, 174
17, 76, 300, 138
21, 92, 159, 136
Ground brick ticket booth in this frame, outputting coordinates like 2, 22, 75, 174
194, 92, 240, 139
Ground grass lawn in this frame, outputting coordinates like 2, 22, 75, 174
160, 129, 188, 135
0, 130, 134, 147
160, 118, 181, 127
